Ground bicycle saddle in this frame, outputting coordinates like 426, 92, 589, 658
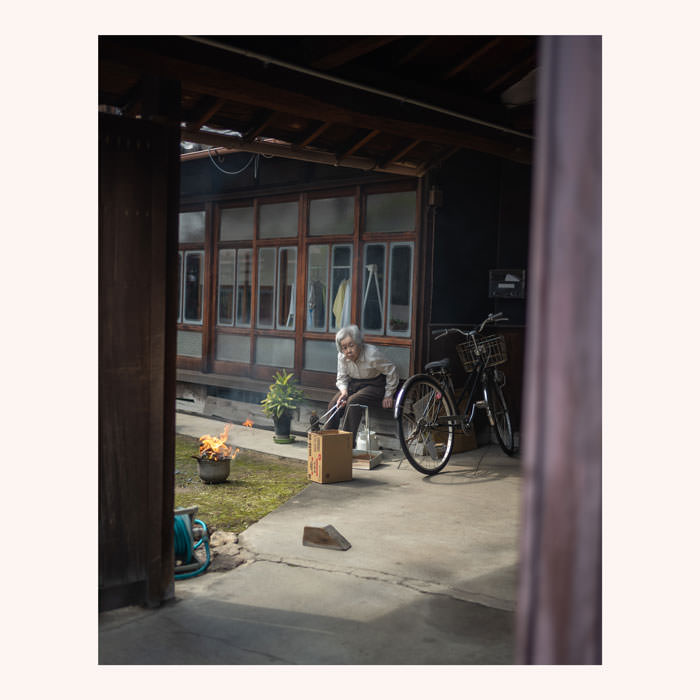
424, 358, 450, 371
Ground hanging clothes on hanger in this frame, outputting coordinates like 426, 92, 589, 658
308, 282, 316, 326
332, 279, 348, 328
311, 279, 326, 326
341, 281, 351, 327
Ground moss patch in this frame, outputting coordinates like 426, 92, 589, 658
174, 434, 309, 533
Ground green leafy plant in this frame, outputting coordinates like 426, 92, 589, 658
260, 370, 305, 419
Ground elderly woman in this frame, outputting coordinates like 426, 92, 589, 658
325, 325, 399, 444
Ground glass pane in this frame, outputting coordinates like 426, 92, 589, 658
307, 245, 329, 332
183, 251, 204, 324
309, 196, 354, 236
255, 336, 295, 368
378, 346, 410, 379
259, 201, 298, 239
217, 249, 235, 326
179, 211, 206, 243
388, 243, 414, 337
177, 330, 202, 357
236, 249, 253, 327
361, 244, 385, 334
220, 206, 254, 241
177, 252, 182, 323
215, 333, 251, 363
330, 245, 352, 331
257, 248, 276, 328
303, 339, 337, 373
365, 191, 416, 233
276, 247, 297, 330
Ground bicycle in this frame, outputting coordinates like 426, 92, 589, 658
393, 312, 516, 475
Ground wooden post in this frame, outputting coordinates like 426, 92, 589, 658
516, 36, 602, 664
98, 76, 180, 611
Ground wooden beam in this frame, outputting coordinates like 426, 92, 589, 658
381, 139, 422, 167
243, 110, 277, 142
120, 80, 143, 117
189, 96, 225, 130
338, 129, 381, 159
312, 37, 399, 70
297, 121, 331, 147
441, 37, 503, 80
180, 126, 418, 176
486, 55, 537, 93
416, 145, 462, 176
394, 37, 437, 67
100, 41, 532, 163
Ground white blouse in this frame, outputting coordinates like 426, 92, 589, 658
336, 343, 399, 399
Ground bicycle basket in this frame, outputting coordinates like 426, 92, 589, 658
457, 334, 507, 373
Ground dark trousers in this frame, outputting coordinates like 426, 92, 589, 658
326, 375, 387, 444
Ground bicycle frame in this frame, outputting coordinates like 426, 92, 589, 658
427, 355, 489, 433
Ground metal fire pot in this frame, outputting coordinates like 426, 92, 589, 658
193, 456, 231, 484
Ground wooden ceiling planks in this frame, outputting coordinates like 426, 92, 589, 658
99, 36, 536, 168
311, 36, 400, 70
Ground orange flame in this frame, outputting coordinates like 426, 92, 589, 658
199, 424, 237, 461
243, 418, 254, 428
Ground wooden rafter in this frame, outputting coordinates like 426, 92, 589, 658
297, 121, 331, 147
189, 96, 226, 130
417, 145, 462, 176
243, 110, 277, 142
312, 37, 399, 70
394, 37, 437, 67
486, 55, 537, 93
338, 129, 381, 159
441, 38, 503, 81
100, 41, 532, 164
381, 139, 422, 168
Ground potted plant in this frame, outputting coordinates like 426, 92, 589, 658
261, 370, 305, 443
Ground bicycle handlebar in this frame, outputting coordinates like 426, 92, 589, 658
432, 312, 508, 339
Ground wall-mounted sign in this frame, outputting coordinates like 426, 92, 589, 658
488, 269, 526, 299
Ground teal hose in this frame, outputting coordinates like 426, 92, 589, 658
174, 515, 211, 580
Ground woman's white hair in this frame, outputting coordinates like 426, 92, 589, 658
335, 325, 363, 353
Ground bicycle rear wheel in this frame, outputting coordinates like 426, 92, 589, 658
395, 374, 456, 475
485, 372, 516, 455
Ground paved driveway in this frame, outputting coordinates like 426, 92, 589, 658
99, 416, 521, 664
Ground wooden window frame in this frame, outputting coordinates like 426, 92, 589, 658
179, 180, 422, 387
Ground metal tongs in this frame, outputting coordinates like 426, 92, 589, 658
318, 401, 369, 431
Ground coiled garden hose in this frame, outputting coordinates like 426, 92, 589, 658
174, 514, 211, 580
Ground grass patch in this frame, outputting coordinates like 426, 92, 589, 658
174, 434, 309, 533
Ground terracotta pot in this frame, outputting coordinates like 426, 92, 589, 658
194, 457, 231, 484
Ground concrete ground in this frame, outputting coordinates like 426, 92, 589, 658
99, 413, 522, 665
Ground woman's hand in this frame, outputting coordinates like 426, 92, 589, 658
382, 396, 394, 409
337, 390, 349, 407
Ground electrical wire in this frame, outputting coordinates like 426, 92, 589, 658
207, 150, 257, 175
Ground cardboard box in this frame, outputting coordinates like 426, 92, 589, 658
307, 430, 353, 483
432, 425, 478, 453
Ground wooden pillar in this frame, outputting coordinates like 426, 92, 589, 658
516, 36, 602, 663
98, 77, 180, 611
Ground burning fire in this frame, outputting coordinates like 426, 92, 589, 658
243, 418, 254, 428
199, 424, 240, 461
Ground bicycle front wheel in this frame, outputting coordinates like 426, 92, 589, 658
485, 372, 516, 455
395, 374, 456, 475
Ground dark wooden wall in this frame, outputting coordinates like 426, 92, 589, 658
426, 149, 532, 429
516, 36, 602, 664
99, 110, 180, 611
